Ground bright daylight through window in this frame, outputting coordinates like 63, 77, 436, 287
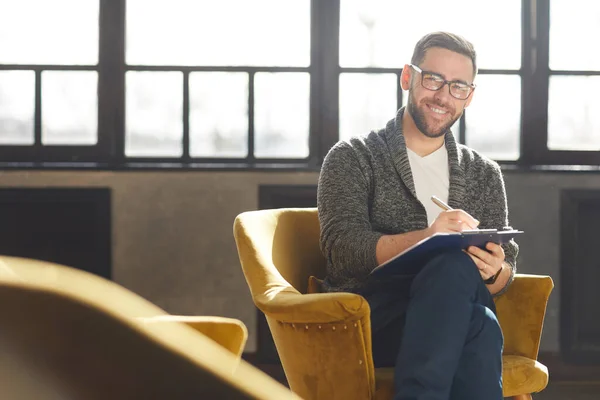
339, 0, 521, 161
1, 0, 599, 166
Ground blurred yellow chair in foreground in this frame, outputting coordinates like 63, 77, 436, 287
0, 255, 300, 400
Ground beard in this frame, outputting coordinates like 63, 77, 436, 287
406, 90, 461, 138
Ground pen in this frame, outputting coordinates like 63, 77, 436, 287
431, 195, 485, 231
431, 195, 452, 211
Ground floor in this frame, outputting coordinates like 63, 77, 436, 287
251, 361, 600, 399
534, 382, 600, 400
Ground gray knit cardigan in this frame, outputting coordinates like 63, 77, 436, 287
317, 108, 518, 295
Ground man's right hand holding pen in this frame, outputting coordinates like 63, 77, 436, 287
427, 195, 480, 234
429, 195, 508, 292
375, 194, 509, 293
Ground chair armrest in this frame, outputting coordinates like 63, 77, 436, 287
256, 290, 376, 399
494, 274, 554, 360
137, 315, 248, 358
254, 289, 370, 324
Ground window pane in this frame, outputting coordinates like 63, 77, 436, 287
190, 72, 248, 158
0, 0, 99, 65
550, 1, 600, 70
127, 0, 309, 67
254, 73, 309, 158
340, 0, 521, 70
42, 71, 98, 145
548, 76, 600, 151
126, 72, 183, 157
340, 73, 397, 141
465, 75, 520, 160
0, 71, 34, 145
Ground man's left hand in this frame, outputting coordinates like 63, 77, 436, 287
466, 242, 505, 281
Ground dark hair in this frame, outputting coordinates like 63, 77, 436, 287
411, 32, 477, 76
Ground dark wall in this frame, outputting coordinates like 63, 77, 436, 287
2, 169, 600, 355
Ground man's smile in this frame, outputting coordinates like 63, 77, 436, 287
427, 104, 448, 115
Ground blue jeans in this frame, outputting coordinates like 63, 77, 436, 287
359, 250, 503, 400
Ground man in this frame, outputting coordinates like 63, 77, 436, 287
317, 32, 518, 400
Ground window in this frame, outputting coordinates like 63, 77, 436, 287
338, 0, 522, 161
124, 0, 311, 162
546, 0, 600, 154
518, 0, 600, 165
0, 70, 35, 145
0, 0, 100, 161
0, 0, 597, 167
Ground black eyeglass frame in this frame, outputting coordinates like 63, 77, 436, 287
409, 64, 476, 100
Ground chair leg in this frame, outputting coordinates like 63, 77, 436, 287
512, 394, 532, 400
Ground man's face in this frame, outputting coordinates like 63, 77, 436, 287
403, 47, 475, 138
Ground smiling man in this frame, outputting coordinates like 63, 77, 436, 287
317, 32, 518, 399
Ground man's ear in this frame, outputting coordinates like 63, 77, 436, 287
400, 64, 412, 91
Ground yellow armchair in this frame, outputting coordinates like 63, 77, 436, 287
234, 207, 554, 400
0, 255, 300, 400
138, 315, 248, 358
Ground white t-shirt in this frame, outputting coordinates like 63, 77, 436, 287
406, 144, 450, 226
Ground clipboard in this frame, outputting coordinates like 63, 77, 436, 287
370, 229, 523, 278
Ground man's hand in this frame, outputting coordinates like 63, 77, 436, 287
427, 209, 479, 235
465, 242, 505, 281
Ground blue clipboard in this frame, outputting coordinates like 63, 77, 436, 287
370, 229, 523, 278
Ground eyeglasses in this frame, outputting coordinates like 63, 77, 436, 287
409, 64, 475, 100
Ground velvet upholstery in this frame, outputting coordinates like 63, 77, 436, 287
138, 315, 248, 358
0, 255, 300, 400
234, 207, 554, 399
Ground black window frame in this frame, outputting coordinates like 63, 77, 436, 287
0, 0, 596, 169
522, 0, 600, 166
0, 0, 116, 163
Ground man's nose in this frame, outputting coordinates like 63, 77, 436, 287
433, 83, 453, 104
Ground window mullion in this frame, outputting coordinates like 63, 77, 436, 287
98, 0, 126, 163
459, 112, 466, 145
183, 71, 190, 160
248, 71, 255, 162
523, 0, 550, 165
314, 0, 340, 163
396, 71, 403, 111
34, 69, 42, 152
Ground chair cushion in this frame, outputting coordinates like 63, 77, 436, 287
373, 356, 548, 399
502, 355, 549, 397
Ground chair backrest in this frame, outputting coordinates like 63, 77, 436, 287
0, 256, 301, 400
234, 208, 377, 400
234, 207, 326, 297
